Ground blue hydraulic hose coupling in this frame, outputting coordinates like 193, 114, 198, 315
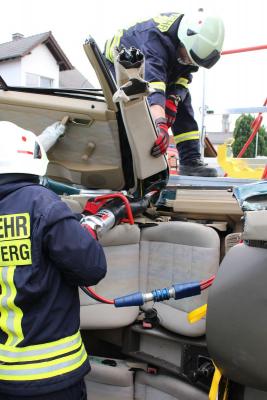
151, 288, 170, 302
114, 282, 201, 308
114, 292, 144, 308
173, 282, 201, 299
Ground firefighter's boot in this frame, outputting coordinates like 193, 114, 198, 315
177, 139, 218, 177
179, 159, 218, 177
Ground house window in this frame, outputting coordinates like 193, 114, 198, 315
25, 73, 54, 88
40, 76, 53, 88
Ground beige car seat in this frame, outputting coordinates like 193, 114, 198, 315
80, 224, 141, 329
135, 370, 208, 400
140, 221, 220, 336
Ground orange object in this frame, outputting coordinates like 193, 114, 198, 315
167, 144, 179, 175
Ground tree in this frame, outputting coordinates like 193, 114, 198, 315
232, 114, 267, 157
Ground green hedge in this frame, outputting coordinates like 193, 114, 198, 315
232, 114, 267, 158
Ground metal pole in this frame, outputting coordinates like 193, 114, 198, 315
255, 132, 259, 158
200, 68, 206, 158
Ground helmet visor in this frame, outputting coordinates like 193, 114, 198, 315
190, 49, 221, 69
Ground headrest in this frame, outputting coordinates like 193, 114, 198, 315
242, 210, 267, 243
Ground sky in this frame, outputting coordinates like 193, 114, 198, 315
1, 0, 267, 130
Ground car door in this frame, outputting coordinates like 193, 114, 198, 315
0, 37, 168, 194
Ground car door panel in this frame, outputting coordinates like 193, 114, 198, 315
0, 90, 125, 189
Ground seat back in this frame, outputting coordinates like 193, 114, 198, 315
112, 47, 168, 181
140, 221, 220, 336
80, 224, 141, 329
244, 387, 267, 399
207, 243, 267, 391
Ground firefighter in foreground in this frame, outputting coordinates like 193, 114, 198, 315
0, 121, 107, 400
104, 11, 225, 177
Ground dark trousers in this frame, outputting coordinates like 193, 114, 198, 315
171, 92, 201, 164
175, 139, 201, 164
0, 379, 87, 400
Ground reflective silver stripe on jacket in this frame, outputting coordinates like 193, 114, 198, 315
0, 344, 87, 381
0, 331, 82, 362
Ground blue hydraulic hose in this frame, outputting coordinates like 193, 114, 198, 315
114, 282, 201, 308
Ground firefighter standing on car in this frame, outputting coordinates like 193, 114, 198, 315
0, 121, 107, 400
104, 11, 225, 177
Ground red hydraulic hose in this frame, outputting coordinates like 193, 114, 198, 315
200, 275, 215, 290
222, 44, 267, 56
237, 114, 263, 158
92, 193, 134, 225
236, 98, 267, 158
262, 165, 267, 179
221, 46, 267, 166
86, 287, 114, 304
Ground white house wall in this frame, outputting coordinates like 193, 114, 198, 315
0, 59, 22, 86
21, 44, 59, 86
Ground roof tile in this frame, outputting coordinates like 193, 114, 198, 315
0, 32, 50, 62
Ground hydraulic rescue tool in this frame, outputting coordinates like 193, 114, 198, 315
79, 191, 215, 306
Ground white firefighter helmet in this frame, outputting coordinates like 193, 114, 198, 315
0, 121, 48, 176
178, 11, 225, 69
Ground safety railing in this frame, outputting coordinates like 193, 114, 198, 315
201, 44, 267, 179
221, 45, 267, 164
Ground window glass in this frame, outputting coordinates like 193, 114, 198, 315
40, 76, 53, 88
25, 73, 53, 88
25, 72, 39, 87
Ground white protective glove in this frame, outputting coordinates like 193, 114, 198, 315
38, 121, 67, 152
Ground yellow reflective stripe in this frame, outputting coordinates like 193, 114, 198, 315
105, 30, 124, 62
0, 268, 9, 341
0, 266, 24, 346
0, 330, 81, 351
174, 131, 200, 144
105, 39, 113, 61
149, 82, 166, 92
209, 364, 222, 400
175, 135, 200, 143
153, 14, 181, 32
0, 344, 87, 381
175, 77, 189, 88
6, 267, 23, 346
0, 331, 82, 362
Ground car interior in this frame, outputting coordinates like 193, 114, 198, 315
0, 37, 267, 400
